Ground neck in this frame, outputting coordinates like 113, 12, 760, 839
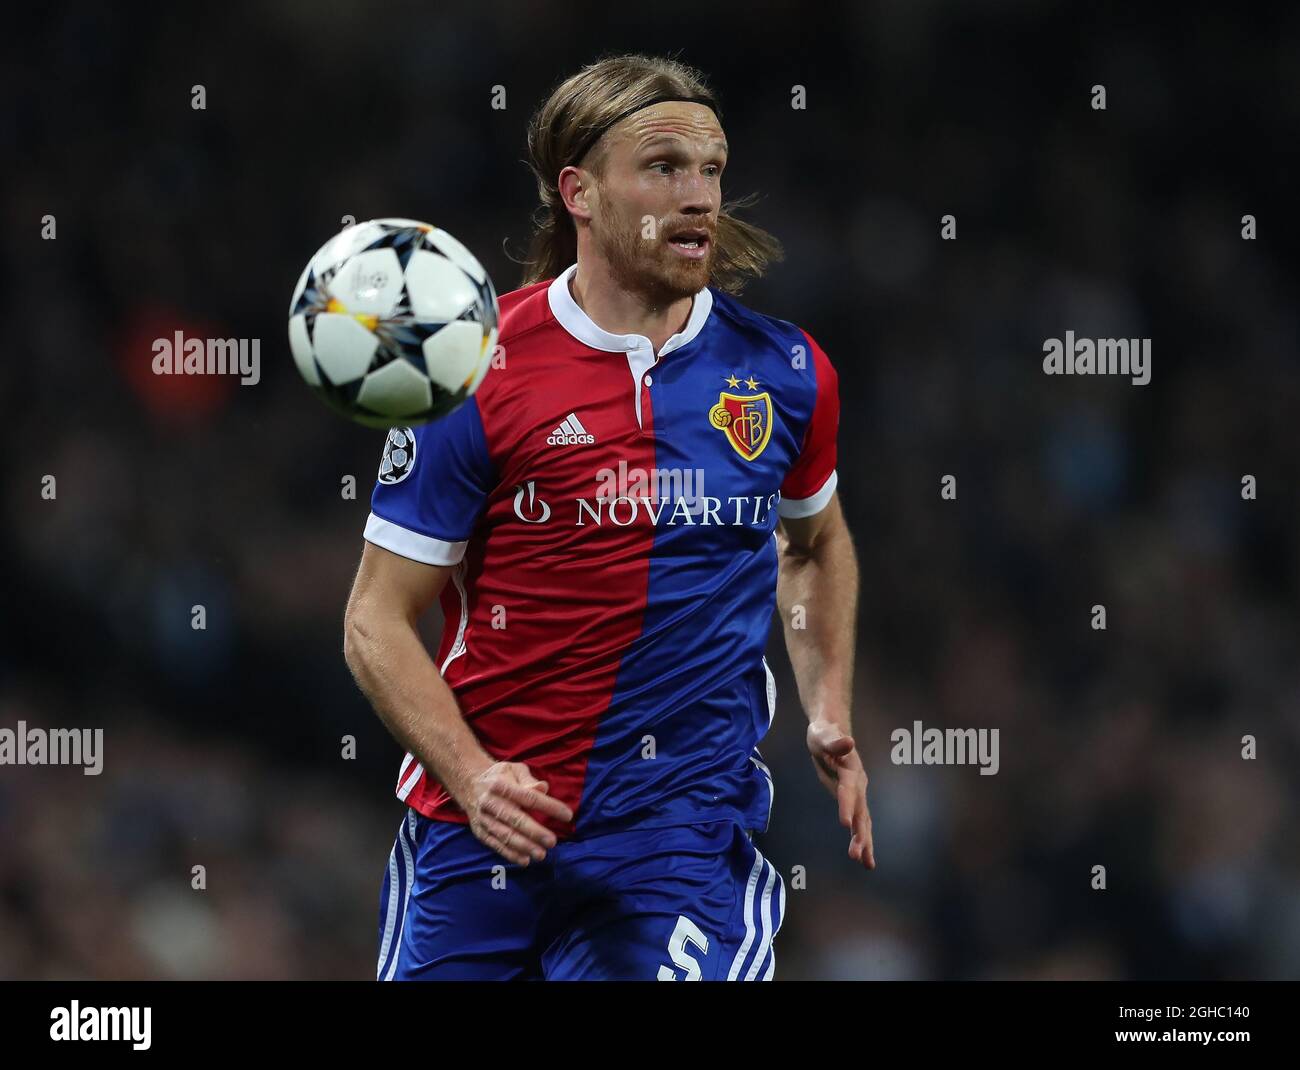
569, 256, 696, 357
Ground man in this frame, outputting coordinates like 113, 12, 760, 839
344, 53, 873, 981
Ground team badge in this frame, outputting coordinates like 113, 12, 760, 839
710, 391, 773, 461
378, 427, 417, 484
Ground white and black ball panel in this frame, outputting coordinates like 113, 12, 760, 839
421, 321, 486, 394
289, 260, 313, 316
356, 359, 433, 418
404, 249, 477, 321
427, 227, 486, 285
330, 247, 405, 318
287, 313, 319, 386
310, 312, 378, 384
312, 220, 389, 277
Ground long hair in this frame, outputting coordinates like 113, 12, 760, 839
518, 53, 783, 295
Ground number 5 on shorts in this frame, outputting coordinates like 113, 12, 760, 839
657, 915, 710, 980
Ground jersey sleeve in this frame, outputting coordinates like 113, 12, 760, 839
363, 397, 496, 566
779, 329, 839, 518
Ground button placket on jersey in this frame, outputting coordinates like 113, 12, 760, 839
627, 339, 659, 439
629, 332, 689, 438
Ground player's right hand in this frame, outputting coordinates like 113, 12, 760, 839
459, 761, 574, 866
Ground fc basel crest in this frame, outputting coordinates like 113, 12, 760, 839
709, 391, 773, 461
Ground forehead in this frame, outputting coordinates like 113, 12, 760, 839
610, 101, 727, 154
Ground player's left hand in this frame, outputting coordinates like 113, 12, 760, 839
806, 718, 875, 870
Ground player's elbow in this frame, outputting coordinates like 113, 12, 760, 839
342, 597, 377, 676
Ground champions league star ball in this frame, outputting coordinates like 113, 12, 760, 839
288, 218, 498, 428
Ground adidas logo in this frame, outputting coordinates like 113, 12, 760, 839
546, 412, 595, 446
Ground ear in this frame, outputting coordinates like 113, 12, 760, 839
558, 164, 595, 223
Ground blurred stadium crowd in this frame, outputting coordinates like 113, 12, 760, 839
2, 2, 1297, 979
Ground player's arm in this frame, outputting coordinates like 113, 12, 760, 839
776, 495, 872, 869
350, 405, 572, 864
343, 543, 572, 866
776, 329, 874, 870
777, 492, 856, 729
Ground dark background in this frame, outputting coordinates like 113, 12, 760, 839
2, 1, 1297, 979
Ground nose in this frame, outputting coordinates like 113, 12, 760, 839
677, 170, 717, 219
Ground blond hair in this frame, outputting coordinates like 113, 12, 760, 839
519, 53, 783, 294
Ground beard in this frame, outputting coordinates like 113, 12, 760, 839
595, 198, 715, 308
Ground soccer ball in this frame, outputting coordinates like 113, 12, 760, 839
288, 218, 498, 428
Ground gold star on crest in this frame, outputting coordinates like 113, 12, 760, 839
745, 376, 760, 390
724, 373, 741, 388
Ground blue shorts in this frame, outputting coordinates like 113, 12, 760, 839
376, 810, 786, 981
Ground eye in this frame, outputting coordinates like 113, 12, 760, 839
651, 162, 674, 174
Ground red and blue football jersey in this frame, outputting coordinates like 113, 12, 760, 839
364, 264, 839, 839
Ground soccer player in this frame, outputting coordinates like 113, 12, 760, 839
345, 53, 873, 981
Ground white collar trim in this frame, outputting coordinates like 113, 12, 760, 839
547, 262, 713, 358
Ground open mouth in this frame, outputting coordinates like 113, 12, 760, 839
666, 229, 710, 259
